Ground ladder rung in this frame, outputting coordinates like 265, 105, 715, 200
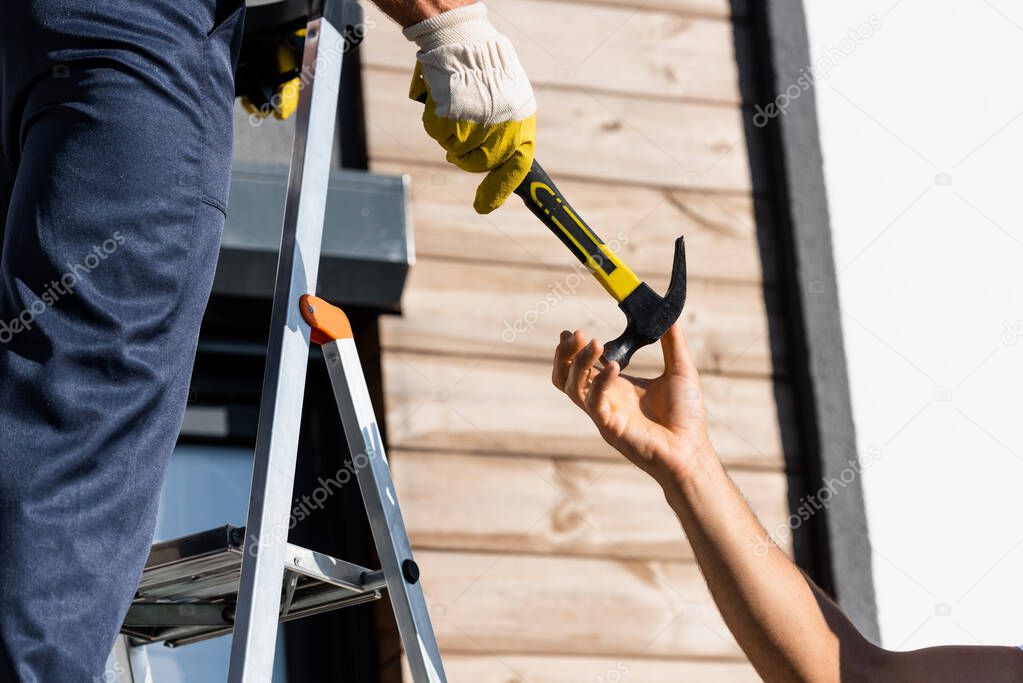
121, 525, 382, 648
283, 542, 385, 592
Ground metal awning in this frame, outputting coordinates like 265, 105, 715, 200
213, 163, 413, 312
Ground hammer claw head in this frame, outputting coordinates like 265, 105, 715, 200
666, 236, 688, 309
600, 331, 652, 369
600, 237, 687, 370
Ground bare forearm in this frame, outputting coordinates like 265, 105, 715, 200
370, 0, 474, 27
662, 445, 874, 682
660, 446, 1023, 682
553, 325, 1023, 681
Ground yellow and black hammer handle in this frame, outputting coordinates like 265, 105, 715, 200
512, 161, 642, 304
409, 92, 640, 301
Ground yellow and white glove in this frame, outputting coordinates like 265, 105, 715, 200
404, 3, 536, 214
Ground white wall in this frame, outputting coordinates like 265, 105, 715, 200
800, 0, 1023, 649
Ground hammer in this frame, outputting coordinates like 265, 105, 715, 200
513, 161, 687, 369
413, 90, 685, 367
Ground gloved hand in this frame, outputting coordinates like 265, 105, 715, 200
404, 3, 536, 214
240, 29, 304, 121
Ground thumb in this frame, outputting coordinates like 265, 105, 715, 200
408, 61, 428, 102
473, 140, 533, 214
660, 321, 696, 378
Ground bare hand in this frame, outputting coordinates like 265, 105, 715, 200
552, 323, 711, 486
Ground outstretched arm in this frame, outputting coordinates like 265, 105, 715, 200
553, 325, 1023, 682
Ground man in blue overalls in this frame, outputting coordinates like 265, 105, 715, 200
0, 1, 535, 678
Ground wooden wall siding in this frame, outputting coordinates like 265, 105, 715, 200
392, 449, 796, 561
365, 69, 755, 193
362, 1, 789, 680
558, 0, 748, 21
382, 350, 794, 470
416, 550, 743, 659
361, 0, 744, 103
437, 654, 762, 683
373, 160, 777, 285
380, 258, 784, 377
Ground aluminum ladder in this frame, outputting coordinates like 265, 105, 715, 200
112, 1, 446, 679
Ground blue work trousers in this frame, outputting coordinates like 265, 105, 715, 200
0, 1, 244, 679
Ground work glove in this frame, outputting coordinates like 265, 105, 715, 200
240, 29, 304, 120
404, 3, 536, 214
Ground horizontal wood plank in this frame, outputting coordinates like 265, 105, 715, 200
382, 257, 783, 377
382, 351, 794, 470
364, 68, 755, 192
361, 0, 743, 103
434, 653, 761, 682
393, 449, 795, 560
373, 160, 775, 284
416, 549, 744, 659
575, 0, 749, 19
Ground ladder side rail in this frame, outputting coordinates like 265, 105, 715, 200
109, 635, 152, 683
127, 640, 154, 683
227, 9, 346, 681
322, 337, 448, 683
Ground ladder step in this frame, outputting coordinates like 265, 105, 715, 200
120, 525, 382, 648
